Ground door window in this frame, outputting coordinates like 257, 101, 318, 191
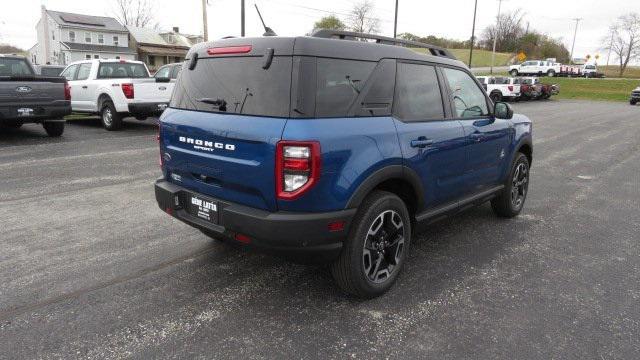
60, 64, 78, 80
315, 58, 376, 117
393, 63, 444, 121
154, 66, 171, 79
442, 67, 489, 118
76, 63, 92, 80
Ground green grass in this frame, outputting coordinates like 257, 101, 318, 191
410, 48, 513, 68
598, 65, 640, 79
552, 78, 638, 102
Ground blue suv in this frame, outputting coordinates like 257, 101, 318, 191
155, 30, 533, 298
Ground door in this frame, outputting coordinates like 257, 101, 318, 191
441, 67, 512, 194
60, 64, 80, 109
393, 62, 467, 209
71, 63, 94, 111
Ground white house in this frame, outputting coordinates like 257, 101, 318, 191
28, 6, 136, 65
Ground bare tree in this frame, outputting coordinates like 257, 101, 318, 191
349, 1, 380, 34
481, 9, 526, 52
113, 0, 156, 28
602, 13, 640, 76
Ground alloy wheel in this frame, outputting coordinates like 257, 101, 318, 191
511, 162, 528, 209
362, 210, 405, 283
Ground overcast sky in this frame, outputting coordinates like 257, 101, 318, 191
1, 0, 638, 64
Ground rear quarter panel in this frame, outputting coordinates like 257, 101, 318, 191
279, 116, 402, 212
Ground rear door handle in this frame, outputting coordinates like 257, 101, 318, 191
410, 138, 434, 148
81, 86, 88, 89
469, 133, 484, 142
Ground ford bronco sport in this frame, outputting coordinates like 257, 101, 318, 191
155, 30, 533, 298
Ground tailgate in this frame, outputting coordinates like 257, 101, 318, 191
160, 108, 285, 211
133, 79, 174, 103
0, 79, 65, 106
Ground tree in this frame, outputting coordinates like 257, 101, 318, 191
348, 1, 380, 34
313, 15, 346, 32
113, 0, 156, 28
602, 12, 640, 76
481, 9, 526, 52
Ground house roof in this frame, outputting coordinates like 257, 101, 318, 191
138, 45, 189, 56
60, 42, 137, 54
47, 10, 127, 32
127, 26, 201, 48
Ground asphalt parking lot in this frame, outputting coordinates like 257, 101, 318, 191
1, 101, 639, 359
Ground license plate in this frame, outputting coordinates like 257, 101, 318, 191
17, 108, 34, 117
187, 194, 218, 223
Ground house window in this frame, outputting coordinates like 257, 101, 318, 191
86, 54, 92, 60
69, 31, 75, 42
85, 32, 91, 43
115, 56, 120, 60
113, 36, 119, 46
52, 31, 55, 40
94, 55, 100, 59
98, 34, 104, 44
148, 55, 155, 66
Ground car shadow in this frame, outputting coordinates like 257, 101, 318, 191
67, 117, 158, 131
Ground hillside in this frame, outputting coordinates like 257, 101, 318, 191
410, 48, 513, 68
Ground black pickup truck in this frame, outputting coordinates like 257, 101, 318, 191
0, 55, 71, 136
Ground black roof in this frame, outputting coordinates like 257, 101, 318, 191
187, 34, 466, 69
61, 42, 136, 54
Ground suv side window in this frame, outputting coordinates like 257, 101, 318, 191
76, 63, 92, 80
442, 67, 488, 118
316, 58, 376, 117
393, 62, 444, 121
60, 64, 78, 81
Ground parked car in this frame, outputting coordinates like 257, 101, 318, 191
631, 86, 640, 105
153, 63, 182, 80
522, 77, 558, 100
34, 64, 66, 77
154, 31, 533, 298
476, 76, 520, 102
510, 60, 560, 77
518, 77, 541, 100
0, 55, 70, 136
60, 59, 175, 130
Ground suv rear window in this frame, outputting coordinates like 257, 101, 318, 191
171, 57, 292, 118
97, 62, 149, 79
0, 58, 34, 76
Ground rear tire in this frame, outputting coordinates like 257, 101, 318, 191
547, 69, 556, 77
331, 191, 411, 298
490, 91, 503, 103
43, 121, 65, 137
101, 101, 123, 131
510, 69, 518, 77
631, 99, 638, 106
491, 153, 529, 218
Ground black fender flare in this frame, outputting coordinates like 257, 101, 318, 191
345, 165, 425, 210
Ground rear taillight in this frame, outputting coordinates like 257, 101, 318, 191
121, 83, 134, 99
64, 81, 71, 101
508, 85, 514, 92
276, 141, 320, 200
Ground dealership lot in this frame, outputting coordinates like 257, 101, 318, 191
1, 101, 639, 358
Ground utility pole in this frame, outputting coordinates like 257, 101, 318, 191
569, 18, 582, 64
241, 0, 245, 37
202, 0, 209, 42
469, 0, 478, 67
393, 0, 399, 38
490, 0, 503, 74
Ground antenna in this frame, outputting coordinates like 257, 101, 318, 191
254, 4, 277, 36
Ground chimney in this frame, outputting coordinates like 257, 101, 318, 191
172, 27, 179, 33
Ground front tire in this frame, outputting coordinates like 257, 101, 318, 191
43, 121, 65, 137
331, 191, 411, 298
547, 69, 556, 77
101, 101, 123, 131
491, 153, 530, 218
490, 91, 503, 103
631, 99, 638, 106
510, 69, 519, 77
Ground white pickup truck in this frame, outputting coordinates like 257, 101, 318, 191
60, 59, 174, 130
475, 76, 521, 102
509, 60, 560, 77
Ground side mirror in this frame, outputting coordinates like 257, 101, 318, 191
494, 102, 513, 120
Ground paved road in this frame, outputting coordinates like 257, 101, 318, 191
1, 102, 639, 359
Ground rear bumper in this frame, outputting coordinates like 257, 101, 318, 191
155, 179, 356, 262
0, 100, 71, 122
127, 102, 168, 117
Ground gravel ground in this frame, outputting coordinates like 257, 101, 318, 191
0, 101, 639, 359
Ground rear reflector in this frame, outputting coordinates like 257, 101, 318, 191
207, 45, 252, 55
328, 221, 345, 232
235, 233, 251, 244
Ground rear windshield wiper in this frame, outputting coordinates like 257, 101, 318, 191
197, 98, 227, 111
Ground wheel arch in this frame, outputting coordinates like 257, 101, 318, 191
97, 93, 113, 112
345, 165, 424, 218
517, 140, 533, 166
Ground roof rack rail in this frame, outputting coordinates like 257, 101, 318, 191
310, 29, 457, 60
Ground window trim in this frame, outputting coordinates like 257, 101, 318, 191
391, 59, 450, 123
97, 34, 104, 44
69, 31, 75, 42
85, 32, 92, 43
438, 64, 493, 121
